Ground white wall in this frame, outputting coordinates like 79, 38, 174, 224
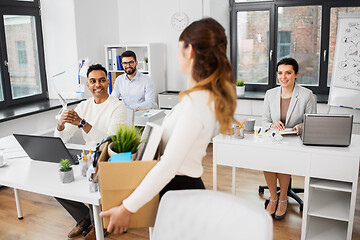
41, 0, 120, 100
117, 0, 204, 91
74, 0, 119, 66
41, 0, 79, 99
208, 0, 230, 57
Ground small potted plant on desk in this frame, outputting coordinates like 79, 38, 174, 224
108, 124, 142, 161
59, 159, 74, 183
236, 80, 245, 97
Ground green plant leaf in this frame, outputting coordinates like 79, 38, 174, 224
236, 80, 244, 86
59, 159, 72, 172
111, 124, 143, 154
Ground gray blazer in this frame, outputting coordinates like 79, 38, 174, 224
262, 84, 317, 129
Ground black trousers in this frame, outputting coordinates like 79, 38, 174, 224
159, 175, 205, 199
55, 197, 94, 226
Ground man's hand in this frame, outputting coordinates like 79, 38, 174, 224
271, 121, 285, 131
99, 204, 132, 234
57, 109, 82, 131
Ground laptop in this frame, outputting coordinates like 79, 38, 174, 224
302, 114, 353, 147
13, 134, 80, 165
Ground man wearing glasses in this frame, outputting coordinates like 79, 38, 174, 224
111, 50, 156, 110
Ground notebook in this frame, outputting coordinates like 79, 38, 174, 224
301, 114, 353, 147
13, 134, 80, 164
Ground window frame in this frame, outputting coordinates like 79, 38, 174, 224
0, 0, 48, 108
230, 0, 360, 95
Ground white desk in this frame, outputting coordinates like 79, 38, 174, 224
0, 135, 104, 240
213, 134, 360, 240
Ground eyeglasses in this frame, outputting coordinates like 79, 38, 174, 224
121, 61, 135, 66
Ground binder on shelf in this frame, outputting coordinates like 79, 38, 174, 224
108, 72, 112, 94
117, 56, 123, 70
111, 48, 118, 70
108, 49, 113, 71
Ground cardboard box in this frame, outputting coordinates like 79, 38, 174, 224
97, 142, 159, 228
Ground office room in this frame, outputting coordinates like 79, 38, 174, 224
0, 0, 360, 239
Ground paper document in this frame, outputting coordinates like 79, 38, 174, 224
279, 128, 297, 135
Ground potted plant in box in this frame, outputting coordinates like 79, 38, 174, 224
108, 124, 143, 161
236, 80, 245, 97
59, 159, 74, 183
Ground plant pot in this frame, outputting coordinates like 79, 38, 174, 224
60, 169, 74, 183
108, 142, 138, 161
236, 86, 245, 97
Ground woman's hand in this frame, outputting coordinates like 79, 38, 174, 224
99, 204, 132, 234
271, 121, 285, 131
291, 124, 302, 135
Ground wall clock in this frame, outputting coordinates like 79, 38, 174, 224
171, 12, 188, 31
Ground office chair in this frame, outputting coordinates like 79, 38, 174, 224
151, 190, 273, 240
258, 178, 304, 211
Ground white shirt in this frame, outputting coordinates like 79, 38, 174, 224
123, 90, 216, 213
111, 71, 155, 110
54, 95, 127, 148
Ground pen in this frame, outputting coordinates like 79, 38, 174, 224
89, 149, 92, 163
83, 149, 87, 162
340, 105, 353, 109
240, 121, 245, 128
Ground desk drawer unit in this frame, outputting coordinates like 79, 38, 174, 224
215, 143, 307, 176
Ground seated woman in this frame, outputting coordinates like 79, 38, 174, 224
262, 57, 316, 220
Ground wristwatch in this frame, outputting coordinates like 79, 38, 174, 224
78, 119, 87, 128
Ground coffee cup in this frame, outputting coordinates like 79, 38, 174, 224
244, 119, 256, 132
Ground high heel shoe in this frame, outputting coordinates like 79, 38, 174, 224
265, 198, 278, 217
274, 199, 288, 220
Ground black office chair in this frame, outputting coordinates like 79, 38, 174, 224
258, 178, 303, 211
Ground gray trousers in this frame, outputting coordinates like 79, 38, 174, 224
55, 197, 94, 226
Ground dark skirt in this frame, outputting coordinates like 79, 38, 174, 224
159, 175, 205, 199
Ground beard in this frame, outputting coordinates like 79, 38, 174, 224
125, 66, 136, 75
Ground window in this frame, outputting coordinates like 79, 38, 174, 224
277, 31, 291, 60
0, 0, 47, 107
236, 10, 270, 85
230, 0, 360, 94
277, 5, 322, 86
0, 75, 4, 102
16, 41, 28, 66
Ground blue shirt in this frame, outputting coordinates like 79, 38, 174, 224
111, 71, 155, 110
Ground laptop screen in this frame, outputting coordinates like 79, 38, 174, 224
302, 114, 353, 147
13, 134, 80, 164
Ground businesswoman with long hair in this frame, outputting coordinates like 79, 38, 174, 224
262, 58, 316, 220
100, 18, 237, 234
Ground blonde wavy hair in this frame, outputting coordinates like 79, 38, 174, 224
179, 18, 237, 133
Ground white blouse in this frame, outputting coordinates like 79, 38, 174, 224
123, 90, 216, 213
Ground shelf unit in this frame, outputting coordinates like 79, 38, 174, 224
305, 177, 354, 240
104, 43, 166, 104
